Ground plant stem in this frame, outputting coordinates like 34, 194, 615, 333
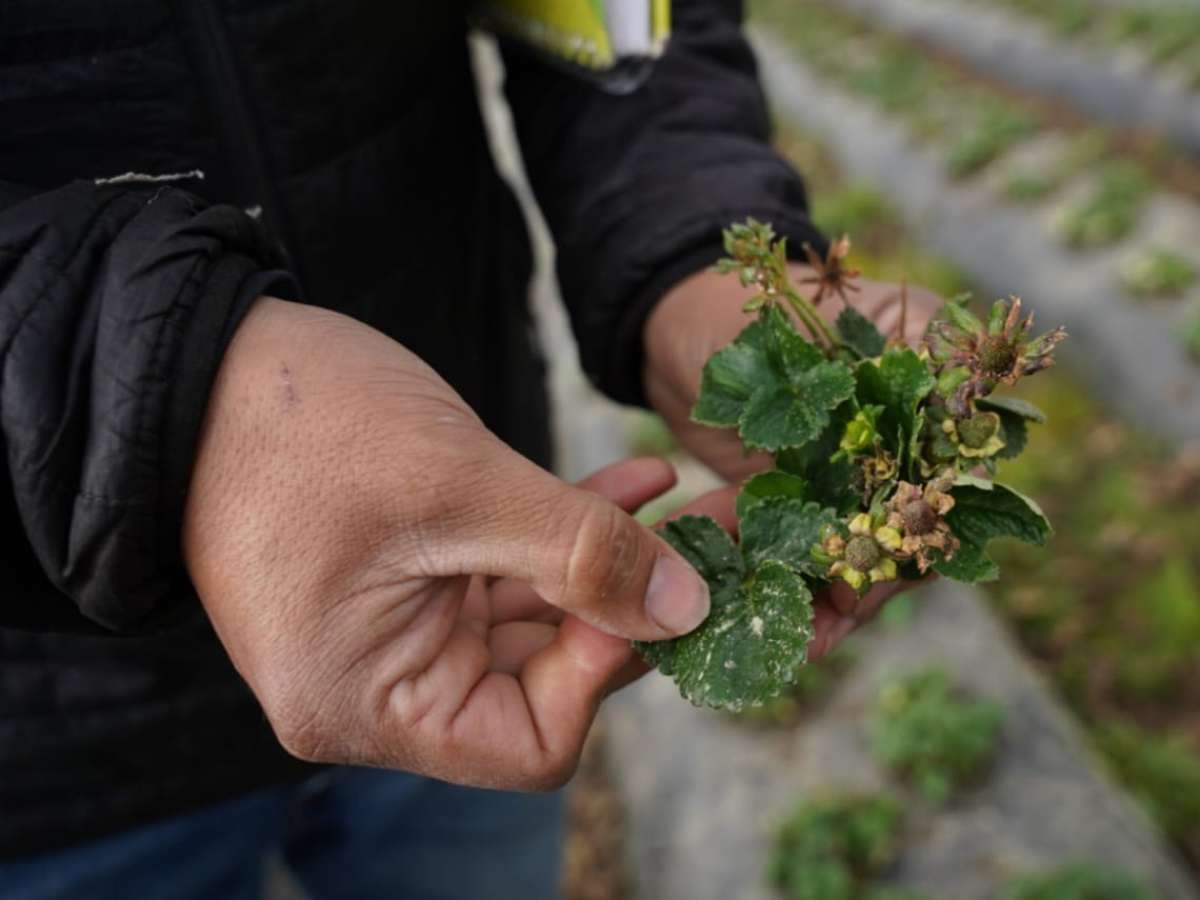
784, 287, 841, 350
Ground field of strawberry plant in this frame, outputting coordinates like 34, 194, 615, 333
832, 0, 1200, 156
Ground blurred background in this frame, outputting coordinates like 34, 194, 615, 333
475, 3, 1200, 897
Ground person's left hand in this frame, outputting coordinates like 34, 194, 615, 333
642, 263, 943, 657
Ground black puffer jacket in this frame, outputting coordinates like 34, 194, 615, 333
0, 0, 824, 855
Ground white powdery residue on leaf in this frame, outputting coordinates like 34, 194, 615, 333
712, 616, 738, 636
750, 616, 765, 637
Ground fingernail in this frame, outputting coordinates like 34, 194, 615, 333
644, 555, 711, 635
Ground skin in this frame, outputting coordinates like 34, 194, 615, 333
183, 264, 939, 790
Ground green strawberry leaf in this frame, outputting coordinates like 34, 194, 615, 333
692, 318, 774, 427
855, 347, 936, 467
836, 306, 886, 358
933, 540, 999, 583
635, 514, 817, 710
740, 498, 841, 577
736, 471, 809, 519
935, 480, 1052, 583
739, 364, 857, 451
993, 411, 1028, 460
777, 405, 862, 516
693, 307, 856, 452
976, 395, 1047, 423
976, 396, 1044, 461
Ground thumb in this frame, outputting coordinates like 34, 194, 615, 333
448, 448, 711, 642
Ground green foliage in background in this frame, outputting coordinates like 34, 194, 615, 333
1056, 163, 1151, 248
769, 794, 904, 900
870, 668, 1003, 803
1097, 724, 1200, 845
1121, 249, 1195, 299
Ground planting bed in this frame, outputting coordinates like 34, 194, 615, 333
749, 18, 1200, 445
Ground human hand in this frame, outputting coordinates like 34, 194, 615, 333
183, 298, 713, 790
643, 264, 942, 482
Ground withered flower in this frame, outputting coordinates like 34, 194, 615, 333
801, 235, 861, 306
926, 296, 1066, 414
813, 514, 901, 593
860, 448, 899, 496
884, 471, 960, 573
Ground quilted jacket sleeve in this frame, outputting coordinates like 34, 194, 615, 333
500, 0, 827, 406
0, 179, 297, 631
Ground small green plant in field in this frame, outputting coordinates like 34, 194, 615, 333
1121, 249, 1195, 299
635, 220, 1063, 711
1057, 164, 1151, 248
1002, 863, 1159, 900
1096, 723, 1200, 846
870, 668, 1003, 803
769, 793, 904, 900
947, 105, 1038, 178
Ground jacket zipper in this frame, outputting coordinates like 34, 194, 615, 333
175, 0, 303, 280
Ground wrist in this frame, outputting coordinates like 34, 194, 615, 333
642, 264, 825, 409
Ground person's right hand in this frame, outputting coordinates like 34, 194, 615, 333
182, 298, 712, 790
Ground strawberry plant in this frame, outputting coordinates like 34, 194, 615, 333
870, 668, 1003, 803
1121, 248, 1195, 299
637, 219, 1065, 710
1056, 163, 1151, 248
769, 793, 904, 900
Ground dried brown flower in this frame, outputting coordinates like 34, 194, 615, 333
885, 471, 960, 573
800, 235, 861, 306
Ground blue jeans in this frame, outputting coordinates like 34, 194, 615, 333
2, 769, 564, 900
